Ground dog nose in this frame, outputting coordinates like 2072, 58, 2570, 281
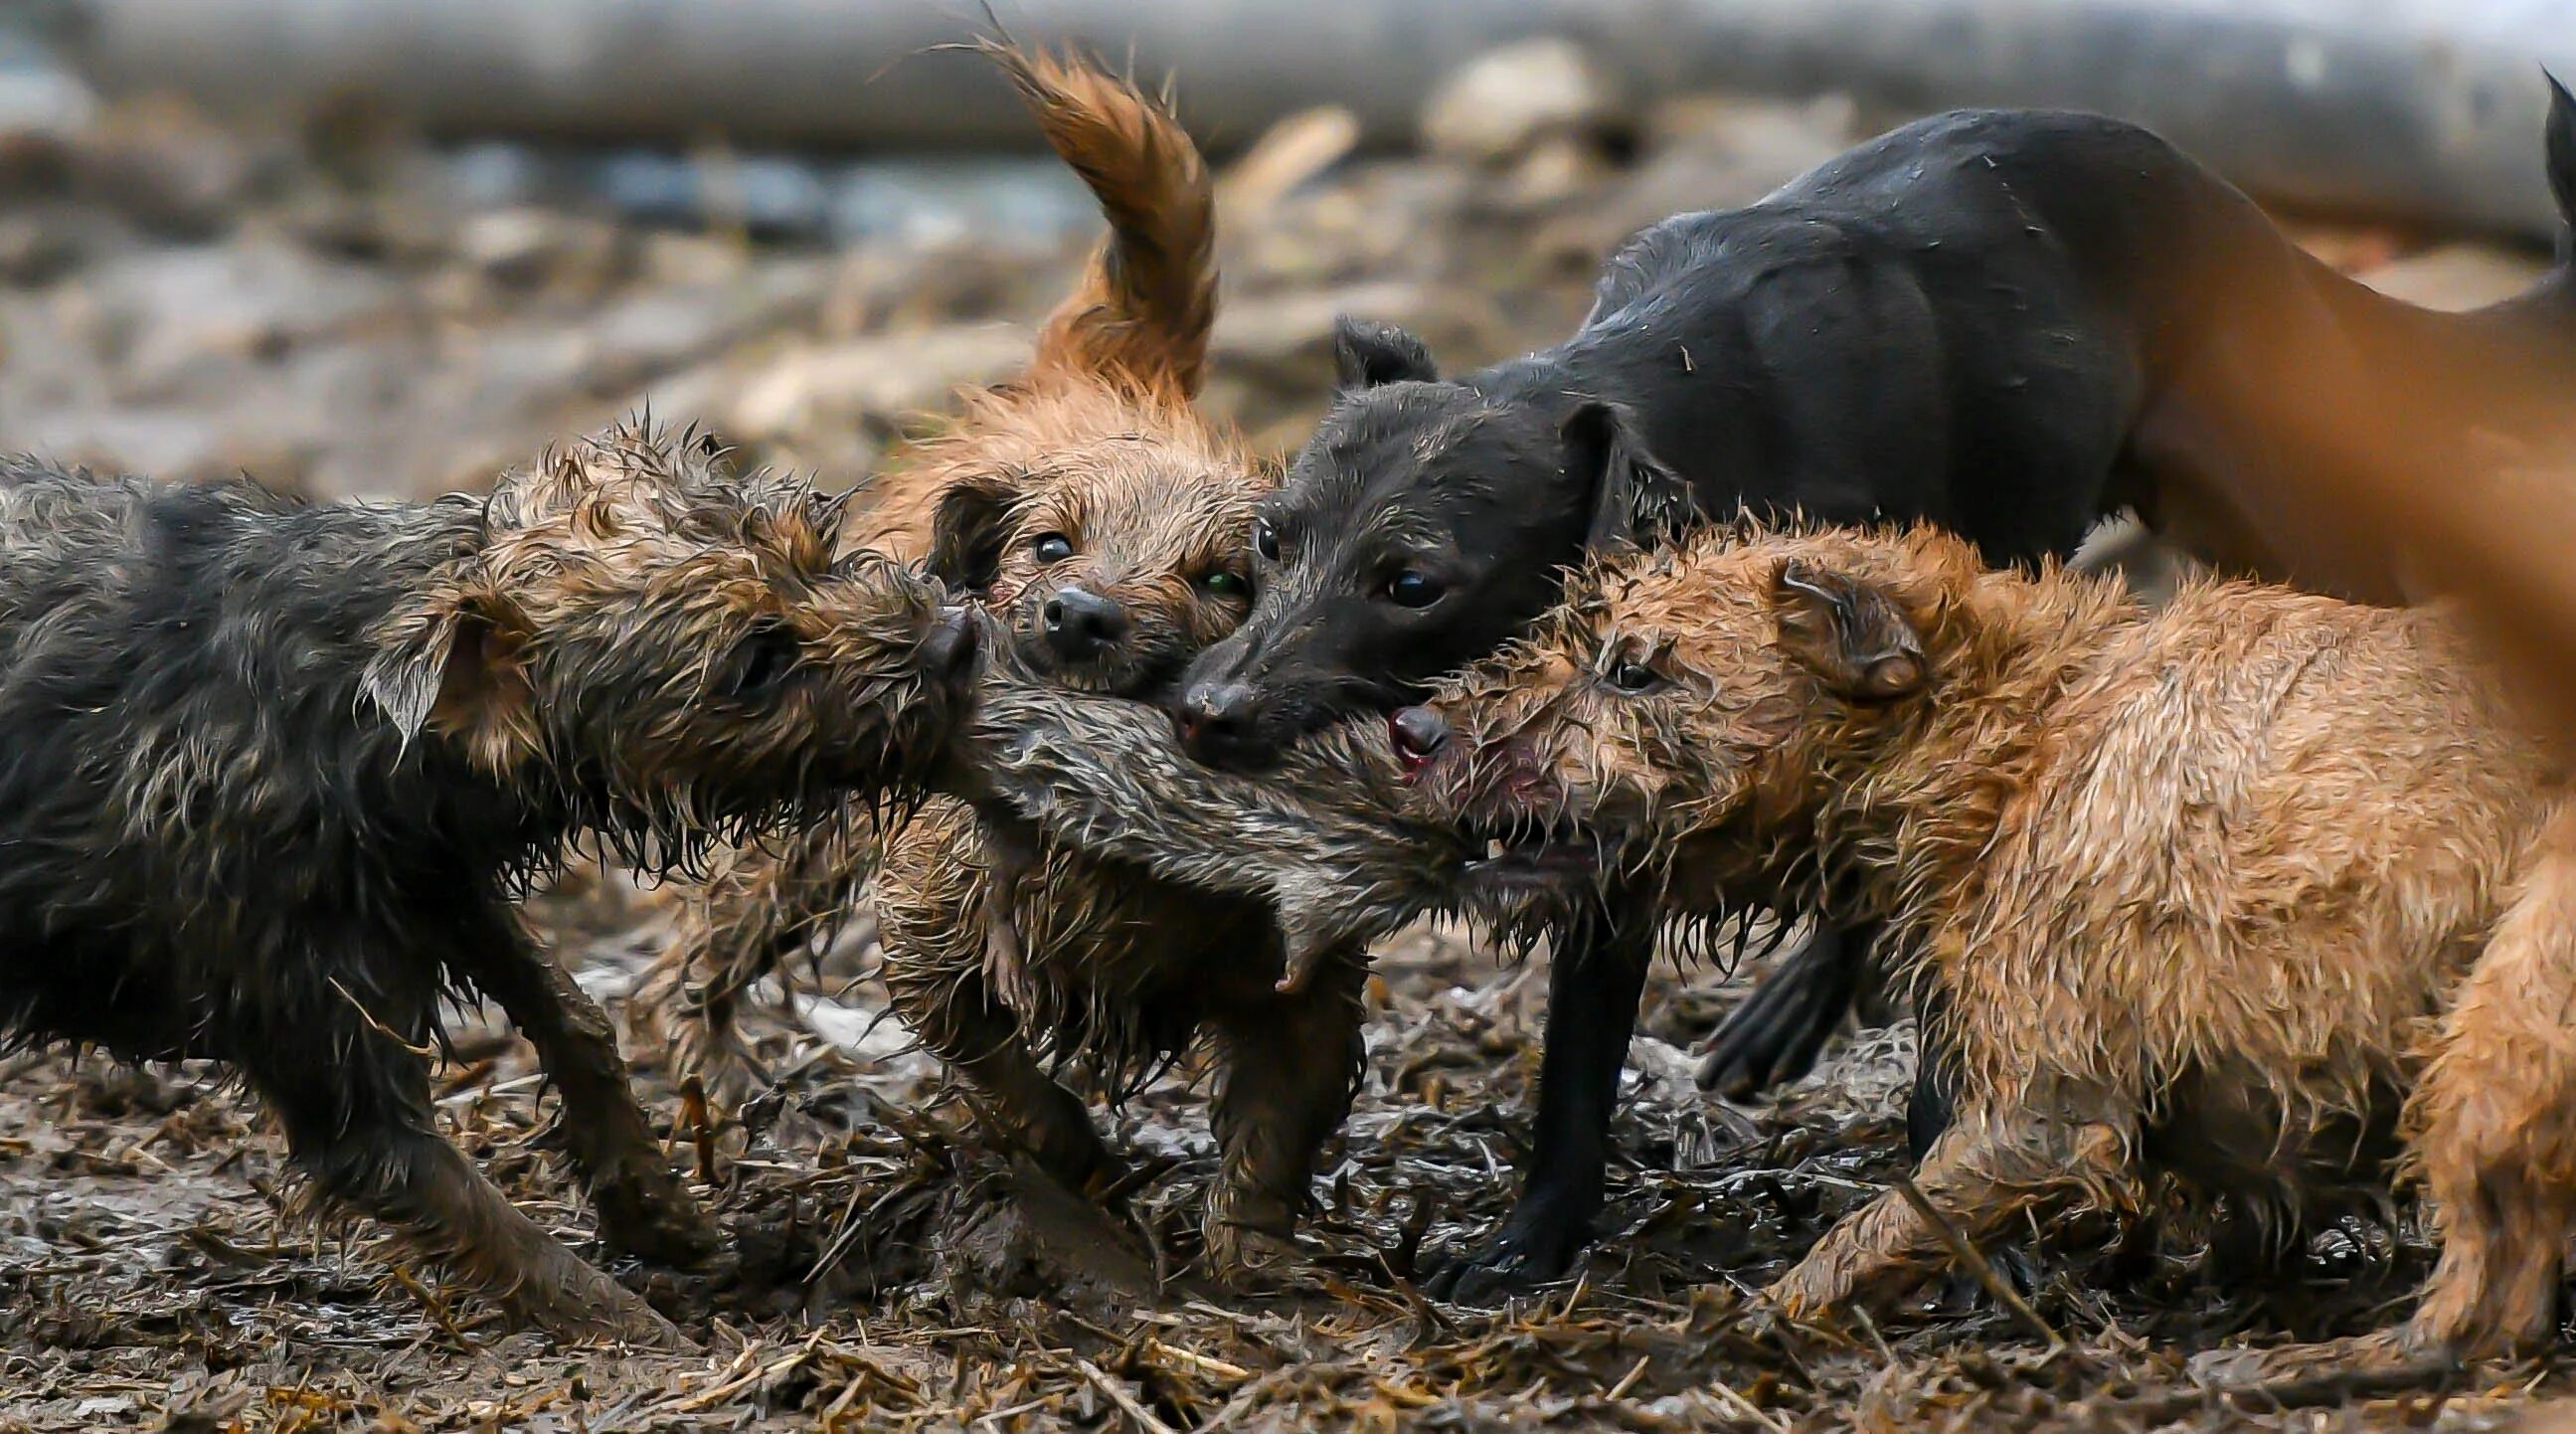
1175, 680, 1258, 756
1042, 587, 1128, 659
921, 606, 979, 679
1389, 705, 1450, 777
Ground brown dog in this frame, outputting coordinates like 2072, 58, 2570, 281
1362, 523, 2568, 1372
648, 49, 1368, 1279
645, 39, 1238, 1082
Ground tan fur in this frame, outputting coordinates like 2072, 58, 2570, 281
1419, 523, 2576, 1370
644, 47, 1360, 1280
844, 42, 1220, 566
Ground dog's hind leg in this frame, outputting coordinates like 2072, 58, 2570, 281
243, 972, 683, 1346
2270, 807, 2576, 1375
877, 825, 1126, 1200
1429, 897, 1657, 1302
447, 908, 721, 1271
642, 823, 872, 1107
1766, 1098, 2134, 1324
1204, 942, 1369, 1284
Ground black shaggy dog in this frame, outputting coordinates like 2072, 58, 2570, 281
0, 429, 977, 1344
1172, 90, 2576, 1299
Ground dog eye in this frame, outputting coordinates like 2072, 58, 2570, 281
717, 621, 801, 700
1253, 519, 1282, 563
1383, 571, 1444, 609
1199, 569, 1249, 599
1032, 533, 1075, 564
1607, 659, 1665, 694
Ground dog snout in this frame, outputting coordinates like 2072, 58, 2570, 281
1175, 680, 1265, 764
1389, 705, 1450, 778
921, 605, 980, 680
1041, 586, 1128, 661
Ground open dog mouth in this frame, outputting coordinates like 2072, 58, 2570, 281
1455, 813, 1606, 889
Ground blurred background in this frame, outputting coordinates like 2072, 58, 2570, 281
7, 5, 2576, 1426
0, 0, 2565, 502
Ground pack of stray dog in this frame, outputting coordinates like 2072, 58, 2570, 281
17, 31, 2576, 1384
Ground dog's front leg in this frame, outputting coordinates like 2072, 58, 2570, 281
1428, 894, 1656, 1302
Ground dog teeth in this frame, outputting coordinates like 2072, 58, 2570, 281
1486, 838, 1506, 860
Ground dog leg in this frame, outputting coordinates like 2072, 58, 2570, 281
1767, 1103, 2132, 1323
1204, 942, 1369, 1284
452, 915, 722, 1271
1697, 921, 1871, 1099
877, 841, 1127, 1200
2231, 813, 2576, 1380
643, 823, 872, 1108
243, 994, 683, 1347
1430, 898, 1656, 1302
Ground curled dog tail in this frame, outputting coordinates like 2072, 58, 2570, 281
986, 41, 1219, 401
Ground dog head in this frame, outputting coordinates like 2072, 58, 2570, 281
917, 395, 1266, 696
1172, 317, 1691, 769
362, 423, 976, 869
831, 44, 1260, 698
1395, 526, 1960, 914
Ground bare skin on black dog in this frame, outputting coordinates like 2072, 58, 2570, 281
1168, 87, 2576, 1299
0, 427, 975, 1344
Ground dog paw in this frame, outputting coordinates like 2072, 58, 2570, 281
594, 1165, 725, 1270
2188, 1330, 2423, 1387
1204, 1219, 1302, 1290
1423, 1208, 1591, 1304
506, 1254, 698, 1351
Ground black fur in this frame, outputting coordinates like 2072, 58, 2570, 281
1176, 92, 2576, 1299
0, 446, 972, 1341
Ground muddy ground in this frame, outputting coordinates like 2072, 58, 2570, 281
0, 48, 2568, 1433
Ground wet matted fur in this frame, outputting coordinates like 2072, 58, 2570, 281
951, 515, 2576, 1369
1398, 524, 2576, 1373
644, 47, 1372, 1279
0, 425, 974, 1345
1161, 79, 2576, 1301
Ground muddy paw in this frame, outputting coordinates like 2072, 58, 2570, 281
553, 1287, 694, 1351
595, 1166, 725, 1269
2188, 1330, 2421, 1387
487, 1249, 696, 1350
1204, 1218, 1302, 1290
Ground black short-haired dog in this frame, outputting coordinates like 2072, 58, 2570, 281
1170, 89, 2576, 1300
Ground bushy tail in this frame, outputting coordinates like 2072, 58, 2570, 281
983, 40, 1219, 401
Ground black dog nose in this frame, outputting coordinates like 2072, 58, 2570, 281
1389, 705, 1449, 776
1042, 587, 1128, 659
1175, 680, 1257, 754
921, 606, 979, 679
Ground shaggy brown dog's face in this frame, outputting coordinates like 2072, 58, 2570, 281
928, 435, 1265, 697
367, 427, 976, 866
1408, 532, 1939, 909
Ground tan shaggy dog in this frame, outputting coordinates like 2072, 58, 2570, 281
646, 48, 1371, 1279
1355, 523, 2567, 1373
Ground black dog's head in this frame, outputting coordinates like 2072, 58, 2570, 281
1171, 318, 1691, 769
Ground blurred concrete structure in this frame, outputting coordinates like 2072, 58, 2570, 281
43, 0, 2576, 239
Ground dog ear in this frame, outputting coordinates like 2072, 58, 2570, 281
1565, 401, 1694, 551
1332, 316, 1440, 391
1768, 558, 1928, 700
926, 475, 1019, 594
363, 583, 538, 763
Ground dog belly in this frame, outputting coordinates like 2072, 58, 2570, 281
2141, 1060, 2404, 1236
